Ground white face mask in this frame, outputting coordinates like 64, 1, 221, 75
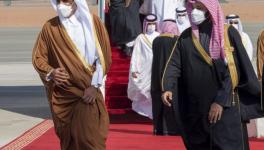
191, 8, 206, 25
57, 3, 73, 18
146, 24, 156, 34
177, 16, 186, 25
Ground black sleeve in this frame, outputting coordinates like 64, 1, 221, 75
213, 59, 232, 107
228, 26, 261, 96
162, 39, 182, 92
228, 26, 263, 120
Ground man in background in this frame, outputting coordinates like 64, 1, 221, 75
151, 19, 179, 135
108, 0, 142, 56
226, 14, 254, 61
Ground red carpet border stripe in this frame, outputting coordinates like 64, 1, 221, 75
1, 120, 54, 150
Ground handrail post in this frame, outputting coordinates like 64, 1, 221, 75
98, 0, 105, 23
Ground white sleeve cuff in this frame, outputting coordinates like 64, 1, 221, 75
45, 69, 53, 81
91, 60, 104, 87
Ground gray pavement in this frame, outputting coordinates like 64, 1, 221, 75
0, 28, 51, 119
243, 23, 264, 58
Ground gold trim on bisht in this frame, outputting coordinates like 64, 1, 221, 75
224, 24, 239, 107
59, 23, 94, 76
161, 40, 178, 91
92, 16, 107, 75
192, 33, 213, 66
142, 34, 153, 48
159, 34, 175, 38
224, 24, 239, 90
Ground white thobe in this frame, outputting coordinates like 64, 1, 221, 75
177, 20, 191, 34
61, 12, 106, 97
241, 32, 253, 61
127, 31, 160, 119
151, 0, 185, 21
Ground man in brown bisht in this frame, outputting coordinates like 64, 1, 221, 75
32, 0, 112, 149
257, 30, 264, 80
257, 30, 264, 109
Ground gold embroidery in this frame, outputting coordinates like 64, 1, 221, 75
142, 34, 153, 48
159, 34, 175, 38
92, 16, 107, 75
192, 33, 213, 66
224, 24, 239, 90
59, 23, 94, 76
161, 40, 178, 91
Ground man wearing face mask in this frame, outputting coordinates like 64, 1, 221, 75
253, 29, 264, 138
162, 0, 263, 149
127, 14, 160, 119
257, 31, 264, 82
226, 14, 254, 61
147, 0, 186, 22
176, 6, 191, 34
151, 20, 180, 135
32, 0, 112, 149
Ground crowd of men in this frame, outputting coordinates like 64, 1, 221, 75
32, 0, 264, 149
108, 0, 264, 150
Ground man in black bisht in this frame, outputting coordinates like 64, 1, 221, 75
107, 0, 142, 56
162, 0, 264, 150
151, 19, 180, 136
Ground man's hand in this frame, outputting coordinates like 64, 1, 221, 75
132, 72, 139, 78
125, 0, 131, 7
51, 68, 69, 86
162, 91, 173, 107
82, 86, 98, 104
105, 0, 110, 6
208, 102, 223, 124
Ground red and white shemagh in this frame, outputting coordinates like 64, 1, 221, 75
187, 0, 225, 59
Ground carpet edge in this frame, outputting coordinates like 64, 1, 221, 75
1, 120, 54, 150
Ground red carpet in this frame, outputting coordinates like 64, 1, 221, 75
2, 114, 264, 150
105, 47, 132, 114
2, 47, 264, 149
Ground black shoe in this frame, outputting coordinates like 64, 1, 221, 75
153, 129, 164, 136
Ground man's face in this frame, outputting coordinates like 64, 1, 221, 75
192, 2, 208, 12
146, 23, 156, 33
229, 19, 239, 30
57, 0, 77, 18
177, 13, 186, 18
177, 13, 186, 24
58, 0, 74, 5
190, 2, 209, 25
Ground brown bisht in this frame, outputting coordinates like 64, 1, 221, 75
32, 14, 112, 150
257, 30, 264, 80
257, 30, 264, 110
